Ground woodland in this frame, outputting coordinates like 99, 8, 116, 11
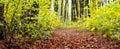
0, 0, 120, 49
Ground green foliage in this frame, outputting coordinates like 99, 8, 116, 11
0, 0, 60, 39
0, 22, 3, 26
80, 1, 120, 40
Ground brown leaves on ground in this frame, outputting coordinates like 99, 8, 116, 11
0, 28, 120, 49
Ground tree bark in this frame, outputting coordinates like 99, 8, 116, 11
51, 0, 55, 13
58, 0, 61, 16
68, 0, 72, 24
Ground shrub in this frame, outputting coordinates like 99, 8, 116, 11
80, 1, 120, 40
0, 0, 60, 40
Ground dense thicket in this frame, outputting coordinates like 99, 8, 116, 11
80, 0, 120, 40
0, 0, 60, 40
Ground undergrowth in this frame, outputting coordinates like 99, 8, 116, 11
0, 0, 60, 40
80, 1, 120, 40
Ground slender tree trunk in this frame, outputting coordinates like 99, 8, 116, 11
62, 0, 66, 22
68, 0, 72, 24
77, 0, 80, 18
58, 0, 62, 20
58, 0, 61, 16
110, 0, 113, 3
75, 0, 78, 19
72, 0, 75, 21
102, 0, 107, 5
106, 0, 108, 5
51, 0, 55, 13
65, 0, 68, 22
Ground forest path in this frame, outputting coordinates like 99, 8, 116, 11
0, 28, 120, 49
50, 28, 120, 49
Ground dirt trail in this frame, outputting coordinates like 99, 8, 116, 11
0, 28, 120, 49
51, 28, 120, 49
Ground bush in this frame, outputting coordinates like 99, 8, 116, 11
80, 1, 120, 40
0, 0, 60, 40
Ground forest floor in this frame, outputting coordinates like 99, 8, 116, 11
0, 28, 120, 49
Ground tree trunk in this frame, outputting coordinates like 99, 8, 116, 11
58, 0, 61, 16
62, 0, 66, 22
68, 0, 72, 24
51, 0, 55, 13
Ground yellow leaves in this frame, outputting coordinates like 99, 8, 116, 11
109, 32, 113, 35
38, 5, 60, 29
103, 34, 107, 38
91, 27, 95, 32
